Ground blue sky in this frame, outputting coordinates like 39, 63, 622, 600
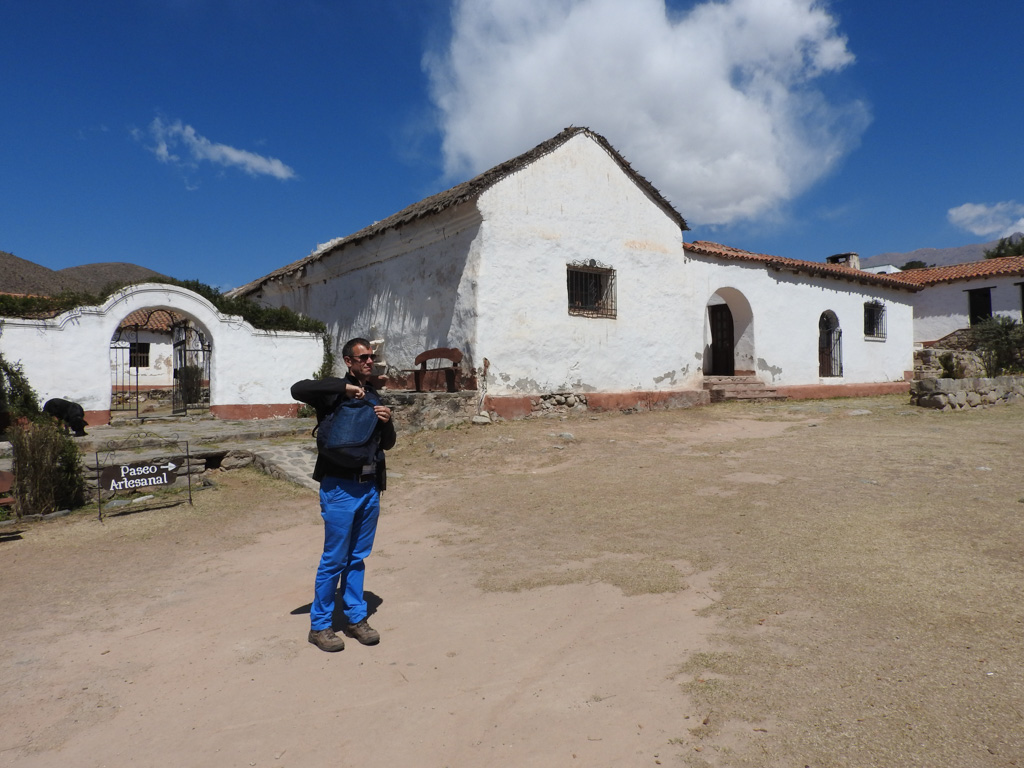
3, 0, 1023, 290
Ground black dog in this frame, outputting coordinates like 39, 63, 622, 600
42, 398, 88, 437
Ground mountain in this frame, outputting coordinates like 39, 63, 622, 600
58, 262, 170, 293
862, 233, 1024, 270
0, 250, 169, 296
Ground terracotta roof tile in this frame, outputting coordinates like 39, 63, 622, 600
883, 256, 1024, 286
685, 241, 920, 291
119, 309, 181, 331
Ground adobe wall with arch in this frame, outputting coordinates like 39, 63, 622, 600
686, 256, 915, 393
0, 283, 323, 424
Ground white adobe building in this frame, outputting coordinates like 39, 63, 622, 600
883, 257, 1024, 344
231, 127, 917, 416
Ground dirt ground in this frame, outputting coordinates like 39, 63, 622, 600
1, 395, 1022, 767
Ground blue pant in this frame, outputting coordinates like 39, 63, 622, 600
311, 475, 380, 630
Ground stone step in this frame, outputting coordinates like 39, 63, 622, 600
702, 376, 786, 403
702, 375, 762, 386
711, 389, 786, 402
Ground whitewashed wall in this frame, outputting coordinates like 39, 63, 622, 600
109, 330, 174, 387
244, 132, 913, 397
911, 277, 1024, 343
250, 205, 483, 375
0, 283, 322, 416
684, 256, 915, 386
473, 133, 699, 395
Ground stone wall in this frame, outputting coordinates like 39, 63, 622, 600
384, 391, 481, 432
911, 376, 1024, 410
914, 347, 985, 379
530, 391, 590, 415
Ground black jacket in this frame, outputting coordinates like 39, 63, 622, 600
290, 375, 397, 487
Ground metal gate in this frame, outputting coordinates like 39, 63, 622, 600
172, 322, 211, 415
818, 312, 843, 377
110, 324, 140, 417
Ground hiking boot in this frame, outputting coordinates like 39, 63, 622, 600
308, 628, 345, 652
344, 619, 380, 645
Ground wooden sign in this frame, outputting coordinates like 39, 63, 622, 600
99, 461, 178, 492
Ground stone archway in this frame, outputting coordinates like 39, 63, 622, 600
105, 296, 217, 420
109, 308, 181, 418
2, 282, 322, 424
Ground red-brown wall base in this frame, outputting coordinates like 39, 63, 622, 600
209, 404, 299, 420
85, 410, 111, 426
483, 396, 534, 420
775, 381, 910, 400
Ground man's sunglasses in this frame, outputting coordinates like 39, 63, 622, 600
348, 353, 376, 362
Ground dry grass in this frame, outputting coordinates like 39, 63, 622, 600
8, 397, 1021, 766
390, 396, 1024, 766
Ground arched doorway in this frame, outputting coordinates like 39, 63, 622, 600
705, 289, 755, 377
108, 309, 211, 418
818, 311, 843, 377
707, 302, 735, 376
109, 309, 181, 418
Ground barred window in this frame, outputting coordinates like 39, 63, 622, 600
863, 301, 886, 339
567, 260, 616, 318
129, 342, 150, 368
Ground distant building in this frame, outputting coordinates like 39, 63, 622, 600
110, 308, 179, 391
886, 257, 1024, 344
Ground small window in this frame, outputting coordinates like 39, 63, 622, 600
968, 287, 993, 326
129, 342, 150, 368
567, 260, 616, 318
864, 301, 886, 339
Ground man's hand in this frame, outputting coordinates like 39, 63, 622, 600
345, 382, 365, 399
373, 405, 392, 423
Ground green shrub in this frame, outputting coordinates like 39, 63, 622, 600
315, 334, 336, 380
178, 364, 204, 405
9, 418, 86, 517
0, 278, 326, 335
0, 353, 41, 430
971, 317, 1024, 376
938, 352, 966, 379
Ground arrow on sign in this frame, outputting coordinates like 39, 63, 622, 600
159, 462, 178, 472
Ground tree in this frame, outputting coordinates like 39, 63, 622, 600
0, 353, 41, 430
898, 259, 932, 270
984, 234, 1024, 259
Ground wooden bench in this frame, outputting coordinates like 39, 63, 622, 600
0, 470, 15, 511
410, 348, 463, 393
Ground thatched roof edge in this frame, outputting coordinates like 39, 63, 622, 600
230, 126, 688, 297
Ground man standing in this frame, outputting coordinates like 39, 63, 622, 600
291, 338, 397, 652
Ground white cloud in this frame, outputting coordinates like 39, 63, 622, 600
947, 202, 1024, 239
425, 0, 868, 226
137, 117, 296, 181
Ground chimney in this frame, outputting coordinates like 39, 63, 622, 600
826, 252, 860, 270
